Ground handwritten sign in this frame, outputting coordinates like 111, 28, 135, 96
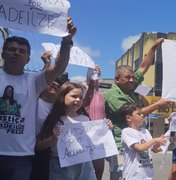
0, 0, 70, 37
57, 120, 118, 167
42, 42, 96, 68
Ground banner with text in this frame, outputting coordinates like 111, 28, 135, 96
42, 42, 96, 68
0, 0, 70, 36
57, 120, 118, 167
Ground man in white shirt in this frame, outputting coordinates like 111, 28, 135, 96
0, 17, 76, 180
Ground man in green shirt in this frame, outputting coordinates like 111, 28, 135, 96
105, 38, 169, 179
105, 68, 144, 149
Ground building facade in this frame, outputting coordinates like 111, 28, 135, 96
116, 32, 176, 137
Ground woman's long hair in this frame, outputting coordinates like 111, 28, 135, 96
2, 85, 14, 105
38, 82, 89, 139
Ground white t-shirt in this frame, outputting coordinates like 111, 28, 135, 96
0, 69, 47, 156
36, 98, 53, 135
50, 115, 96, 180
51, 114, 90, 157
122, 127, 153, 180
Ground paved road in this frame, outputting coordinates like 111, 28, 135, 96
102, 151, 172, 180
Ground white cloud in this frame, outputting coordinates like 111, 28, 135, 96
121, 34, 141, 52
74, 42, 101, 58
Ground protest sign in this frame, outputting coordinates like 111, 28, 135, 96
169, 112, 176, 132
160, 112, 176, 168
57, 120, 118, 167
0, 0, 70, 36
42, 42, 96, 68
160, 113, 176, 153
162, 39, 176, 101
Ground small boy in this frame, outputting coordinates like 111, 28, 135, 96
168, 113, 176, 180
120, 102, 167, 180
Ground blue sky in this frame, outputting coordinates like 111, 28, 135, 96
1, 0, 176, 80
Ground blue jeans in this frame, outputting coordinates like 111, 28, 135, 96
49, 156, 96, 180
0, 155, 33, 180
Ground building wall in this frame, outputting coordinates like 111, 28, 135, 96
116, 32, 176, 137
142, 34, 156, 88
168, 32, 176, 40
133, 39, 140, 69
117, 33, 157, 88
128, 48, 133, 67
116, 32, 176, 94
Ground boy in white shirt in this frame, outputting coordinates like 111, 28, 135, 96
120, 102, 167, 180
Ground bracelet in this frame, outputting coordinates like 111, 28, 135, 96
61, 40, 73, 48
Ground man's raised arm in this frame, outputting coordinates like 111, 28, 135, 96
139, 38, 164, 75
45, 17, 77, 84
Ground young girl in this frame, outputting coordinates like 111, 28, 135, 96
36, 82, 110, 180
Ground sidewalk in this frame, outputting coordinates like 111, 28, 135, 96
102, 151, 172, 180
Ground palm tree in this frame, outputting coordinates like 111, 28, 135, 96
0, 27, 10, 66
0, 28, 10, 42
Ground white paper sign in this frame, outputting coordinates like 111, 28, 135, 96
134, 84, 152, 96
42, 43, 60, 58
169, 112, 176, 131
42, 43, 96, 68
0, 0, 70, 37
160, 130, 170, 153
160, 112, 176, 153
159, 129, 170, 169
162, 39, 176, 101
57, 120, 118, 167
160, 113, 176, 168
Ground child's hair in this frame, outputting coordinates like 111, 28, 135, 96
119, 102, 142, 120
38, 81, 88, 139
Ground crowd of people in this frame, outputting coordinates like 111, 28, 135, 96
0, 16, 175, 180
